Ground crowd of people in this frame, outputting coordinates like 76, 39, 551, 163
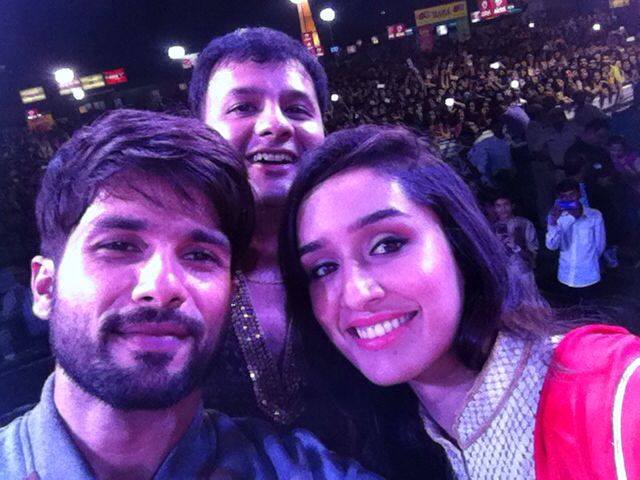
0, 11, 640, 480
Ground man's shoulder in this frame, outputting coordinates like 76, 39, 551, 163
205, 410, 381, 479
583, 207, 603, 220
0, 411, 32, 478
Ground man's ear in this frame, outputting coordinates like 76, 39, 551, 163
31, 255, 56, 320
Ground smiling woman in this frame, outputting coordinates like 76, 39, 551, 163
280, 124, 640, 480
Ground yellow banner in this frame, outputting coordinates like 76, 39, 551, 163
81, 74, 105, 90
19, 87, 46, 104
610, 0, 630, 7
415, 1, 468, 26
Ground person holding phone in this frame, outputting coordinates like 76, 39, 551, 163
546, 178, 606, 303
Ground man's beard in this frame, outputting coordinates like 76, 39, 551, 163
50, 303, 217, 410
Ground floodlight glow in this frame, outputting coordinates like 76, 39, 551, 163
72, 88, 86, 100
54, 68, 75, 85
592, 23, 601, 31
510, 79, 520, 90
445, 97, 455, 108
320, 7, 336, 22
331, 93, 340, 102
168, 45, 186, 60
490, 62, 501, 70
528, 22, 535, 28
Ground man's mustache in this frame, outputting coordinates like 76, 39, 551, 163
101, 307, 204, 339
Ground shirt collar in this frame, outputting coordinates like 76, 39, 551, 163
26, 374, 215, 480
420, 332, 533, 449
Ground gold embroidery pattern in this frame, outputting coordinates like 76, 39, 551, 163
229, 271, 303, 424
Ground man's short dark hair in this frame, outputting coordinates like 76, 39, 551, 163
36, 109, 254, 267
556, 178, 580, 195
189, 27, 329, 118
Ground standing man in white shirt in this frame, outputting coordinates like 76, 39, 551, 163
546, 179, 606, 303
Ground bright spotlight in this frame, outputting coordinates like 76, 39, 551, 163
528, 22, 535, 28
72, 88, 86, 100
510, 79, 520, 90
445, 97, 455, 108
320, 7, 336, 22
436, 25, 448, 36
490, 62, 501, 70
331, 93, 340, 102
168, 45, 186, 60
54, 68, 75, 85
592, 23, 601, 31
627, 36, 636, 43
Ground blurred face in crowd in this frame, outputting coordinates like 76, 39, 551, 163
609, 141, 626, 161
203, 59, 325, 206
31, 175, 232, 409
297, 168, 464, 386
494, 197, 514, 222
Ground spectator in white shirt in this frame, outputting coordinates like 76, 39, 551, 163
546, 179, 606, 303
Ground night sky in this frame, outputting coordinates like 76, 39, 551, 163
0, 0, 479, 118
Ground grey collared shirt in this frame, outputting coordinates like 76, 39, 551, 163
0, 375, 382, 480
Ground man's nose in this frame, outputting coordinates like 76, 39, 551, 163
255, 104, 294, 141
131, 252, 187, 309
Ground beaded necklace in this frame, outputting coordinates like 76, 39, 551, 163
229, 271, 304, 424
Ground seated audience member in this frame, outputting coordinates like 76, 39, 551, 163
546, 179, 606, 302
0, 110, 380, 480
281, 124, 640, 480
492, 192, 540, 299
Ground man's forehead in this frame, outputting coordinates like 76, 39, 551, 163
82, 176, 221, 231
210, 58, 314, 90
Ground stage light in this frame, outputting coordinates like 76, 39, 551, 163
331, 93, 340, 102
490, 62, 501, 70
320, 7, 336, 22
436, 25, 448, 36
592, 23, 602, 32
72, 88, 85, 100
510, 79, 520, 90
528, 22, 535, 28
54, 68, 75, 85
168, 45, 186, 60
445, 97, 455, 108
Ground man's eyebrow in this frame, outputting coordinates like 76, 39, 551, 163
227, 86, 263, 97
298, 209, 408, 258
284, 89, 316, 103
189, 229, 230, 250
93, 216, 146, 231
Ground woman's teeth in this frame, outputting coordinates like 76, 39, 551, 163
354, 313, 413, 340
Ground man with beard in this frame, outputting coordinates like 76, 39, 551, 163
0, 110, 379, 480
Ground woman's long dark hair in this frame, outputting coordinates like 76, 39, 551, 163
279, 124, 558, 478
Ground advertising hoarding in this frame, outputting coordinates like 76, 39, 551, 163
415, 2, 468, 27
20, 87, 46, 104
